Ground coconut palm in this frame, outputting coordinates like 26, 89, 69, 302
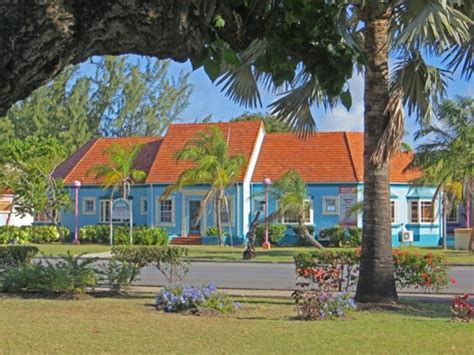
269, 170, 324, 248
410, 96, 474, 250
88, 143, 147, 199
162, 127, 246, 246
217, 1, 472, 303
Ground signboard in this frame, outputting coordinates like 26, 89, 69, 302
112, 198, 130, 220
339, 187, 357, 226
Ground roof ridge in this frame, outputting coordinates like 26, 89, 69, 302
64, 137, 101, 183
343, 132, 361, 182
242, 121, 264, 182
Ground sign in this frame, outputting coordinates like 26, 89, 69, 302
112, 198, 130, 220
339, 187, 357, 226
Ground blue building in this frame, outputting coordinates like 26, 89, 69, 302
54, 121, 446, 247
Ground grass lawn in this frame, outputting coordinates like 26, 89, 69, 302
0, 295, 472, 354
33, 243, 474, 264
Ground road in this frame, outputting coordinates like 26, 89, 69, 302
135, 261, 474, 294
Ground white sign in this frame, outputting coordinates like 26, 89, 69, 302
112, 198, 130, 220
339, 187, 357, 226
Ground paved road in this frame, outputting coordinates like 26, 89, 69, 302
135, 261, 474, 294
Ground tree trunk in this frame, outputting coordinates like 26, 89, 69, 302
355, 8, 398, 303
442, 193, 447, 250
297, 217, 324, 249
0, 1, 261, 116
216, 195, 224, 246
469, 178, 474, 252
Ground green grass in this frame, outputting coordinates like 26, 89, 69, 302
32, 243, 474, 264
33, 243, 111, 256
0, 295, 472, 354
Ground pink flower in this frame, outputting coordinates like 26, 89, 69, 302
450, 277, 457, 285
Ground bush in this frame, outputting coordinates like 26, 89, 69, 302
292, 225, 315, 246
255, 224, 287, 245
2, 252, 98, 295
292, 289, 356, 320
155, 283, 237, 313
0, 225, 69, 244
346, 228, 362, 247
322, 226, 346, 247
295, 249, 450, 292
79, 225, 168, 245
451, 294, 474, 322
0, 245, 39, 269
99, 259, 140, 293
205, 227, 227, 237
111, 245, 189, 285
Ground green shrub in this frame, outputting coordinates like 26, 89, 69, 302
2, 252, 98, 295
99, 259, 140, 293
255, 224, 287, 245
78, 225, 169, 245
205, 227, 228, 237
322, 226, 346, 247
346, 228, 362, 247
0, 225, 69, 244
0, 245, 39, 269
292, 225, 315, 246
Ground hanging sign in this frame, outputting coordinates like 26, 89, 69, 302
112, 198, 130, 220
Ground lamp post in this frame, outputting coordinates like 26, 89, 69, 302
262, 176, 272, 249
73, 180, 81, 245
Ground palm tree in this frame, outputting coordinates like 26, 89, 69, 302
162, 127, 246, 246
88, 143, 147, 199
217, 1, 472, 303
410, 96, 474, 250
269, 170, 324, 248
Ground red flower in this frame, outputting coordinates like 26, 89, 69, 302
450, 277, 457, 285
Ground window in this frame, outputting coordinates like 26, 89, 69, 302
323, 196, 339, 215
220, 197, 233, 225
447, 208, 458, 223
82, 198, 96, 215
141, 198, 148, 215
390, 200, 397, 223
254, 199, 266, 214
158, 199, 174, 225
100, 200, 126, 224
409, 200, 434, 223
281, 200, 312, 224
34, 208, 57, 223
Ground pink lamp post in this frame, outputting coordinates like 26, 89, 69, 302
262, 176, 272, 249
73, 180, 81, 245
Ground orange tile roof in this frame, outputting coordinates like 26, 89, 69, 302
146, 121, 262, 183
54, 137, 163, 185
252, 132, 421, 183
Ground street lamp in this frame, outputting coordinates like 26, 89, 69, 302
262, 175, 272, 249
73, 180, 81, 245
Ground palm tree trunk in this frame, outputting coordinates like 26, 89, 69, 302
297, 217, 324, 249
442, 193, 447, 250
216, 195, 224, 246
468, 178, 473, 252
355, 7, 398, 303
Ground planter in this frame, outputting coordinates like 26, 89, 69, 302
454, 228, 472, 250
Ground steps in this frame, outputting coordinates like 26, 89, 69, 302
170, 234, 202, 246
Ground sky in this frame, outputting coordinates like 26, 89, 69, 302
80, 54, 472, 148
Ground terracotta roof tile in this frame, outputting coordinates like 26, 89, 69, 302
252, 132, 421, 183
55, 137, 163, 185
146, 121, 262, 183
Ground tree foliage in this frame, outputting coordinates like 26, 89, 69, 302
1, 56, 192, 155
230, 112, 292, 133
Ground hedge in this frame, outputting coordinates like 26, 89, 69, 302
255, 224, 287, 245
79, 225, 169, 245
0, 225, 69, 244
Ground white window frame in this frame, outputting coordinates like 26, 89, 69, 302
214, 196, 235, 227
140, 197, 148, 215
322, 196, 339, 216
253, 197, 266, 215
82, 198, 96, 215
409, 199, 436, 224
446, 207, 458, 223
157, 197, 175, 226
390, 200, 398, 224
99, 200, 125, 224
280, 199, 313, 225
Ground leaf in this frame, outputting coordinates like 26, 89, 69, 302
204, 59, 220, 82
190, 48, 209, 71
340, 90, 352, 111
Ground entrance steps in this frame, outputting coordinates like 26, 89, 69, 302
170, 234, 202, 246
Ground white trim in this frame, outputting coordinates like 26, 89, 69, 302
280, 198, 314, 225
322, 196, 339, 216
408, 199, 437, 224
140, 197, 148, 215
446, 207, 459, 223
82, 198, 96, 215
243, 124, 266, 235
390, 200, 398, 224
156, 196, 176, 227
99, 199, 124, 224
